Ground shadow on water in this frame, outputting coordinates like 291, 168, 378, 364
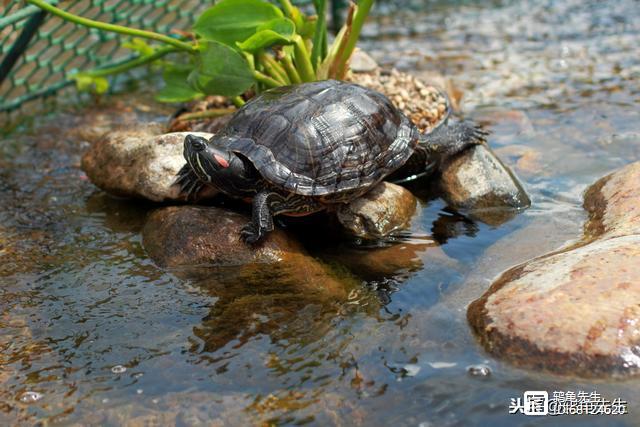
1, 0, 640, 425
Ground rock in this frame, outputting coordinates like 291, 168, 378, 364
141, 206, 349, 298
142, 206, 302, 267
337, 182, 417, 239
583, 161, 640, 239
439, 144, 531, 225
350, 49, 379, 73
468, 161, 640, 378
81, 129, 218, 202
469, 235, 640, 378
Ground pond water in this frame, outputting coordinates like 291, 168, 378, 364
1, 0, 640, 425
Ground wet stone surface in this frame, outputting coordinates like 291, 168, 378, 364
142, 205, 303, 268
337, 182, 417, 239
468, 161, 640, 377
142, 205, 348, 298
82, 129, 218, 202
584, 161, 640, 239
439, 144, 531, 225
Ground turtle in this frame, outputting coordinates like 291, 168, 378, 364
176, 79, 487, 244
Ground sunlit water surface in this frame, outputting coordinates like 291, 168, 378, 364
1, 0, 639, 425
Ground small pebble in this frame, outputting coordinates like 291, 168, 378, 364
349, 68, 448, 132
467, 364, 492, 377
111, 365, 127, 374
19, 391, 43, 403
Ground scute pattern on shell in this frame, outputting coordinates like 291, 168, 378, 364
219, 80, 419, 197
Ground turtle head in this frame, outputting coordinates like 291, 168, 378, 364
183, 134, 256, 195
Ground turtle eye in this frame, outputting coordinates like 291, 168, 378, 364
214, 154, 230, 168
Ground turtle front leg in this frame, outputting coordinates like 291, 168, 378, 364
240, 191, 322, 244
241, 190, 280, 244
175, 163, 204, 200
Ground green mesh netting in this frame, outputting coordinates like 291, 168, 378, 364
0, 0, 209, 112
0, 0, 346, 114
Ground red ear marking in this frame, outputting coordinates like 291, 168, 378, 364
214, 154, 230, 168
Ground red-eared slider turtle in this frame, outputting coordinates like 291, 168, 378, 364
176, 79, 487, 243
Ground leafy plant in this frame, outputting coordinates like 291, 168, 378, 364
25, 0, 375, 108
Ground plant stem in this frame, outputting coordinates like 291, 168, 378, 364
177, 108, 236, 121
327, 6, 353, 79
232, 96, 245, 108
281, 54, 302, 84
25, 0, 196, 53
253, 71, 282, 88
76, 46, 178, 78
333, 0, 374, 79
260, 53, 290, 84
293, 36, 316, 82
311, 0, 327, 70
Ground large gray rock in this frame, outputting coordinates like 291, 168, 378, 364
82, 130, 217, 202
337, 182, 417, 239
468, 161, 640, 378
439, 144, 531, 225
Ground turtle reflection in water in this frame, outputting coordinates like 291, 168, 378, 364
176, 79, 487, 244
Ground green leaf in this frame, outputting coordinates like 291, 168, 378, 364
237, 18, 295, 52
156, 67, 204, 103
188, 40, 255, 97
193, 0, 283, 47
237, 29, 294, 52
257, 17, 295, 37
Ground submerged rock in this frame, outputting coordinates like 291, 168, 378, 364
337, 182, 417, 239
439, 144, 531, 225
468, 161, 640, 378
82, 130, 217, 202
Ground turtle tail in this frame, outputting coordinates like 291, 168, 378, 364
418, 119, 488, 169
174, 163, 204, 200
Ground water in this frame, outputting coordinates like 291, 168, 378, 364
1, 0, 639, 425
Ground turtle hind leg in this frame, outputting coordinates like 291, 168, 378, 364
420, 120, 489, 167
174, 164, 203, 200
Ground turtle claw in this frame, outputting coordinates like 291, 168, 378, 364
240, 223, 263, 245
470, 124, 490, 145
174, 164, 203, 201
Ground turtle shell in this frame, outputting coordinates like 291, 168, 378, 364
218, 79, 420, 199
